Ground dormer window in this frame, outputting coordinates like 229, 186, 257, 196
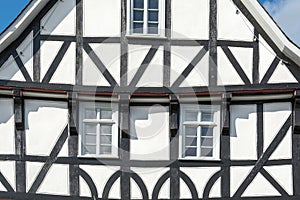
129, 0, 165, 36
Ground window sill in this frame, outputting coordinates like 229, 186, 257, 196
178, 157, 221, 162
126, 34, 167, 40
78, 154, 119, 160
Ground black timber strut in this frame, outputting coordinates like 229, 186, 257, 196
253, 29, 259, 84
163, 0, 171, 87
293, 94, 300, 195
12, 50, 32, 82
33, 21, 41, 82
121, 0, 128, 87
209, 0, 218, 86
76, 0, 83, 85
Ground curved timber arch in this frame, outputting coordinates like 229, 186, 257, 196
78, 168, 98, 200
203, 170, 223, 199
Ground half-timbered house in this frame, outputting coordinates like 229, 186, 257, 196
0, 0, 299, 199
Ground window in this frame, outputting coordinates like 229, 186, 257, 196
79, 103, 118, 157
129, 0, 165, 35
180, 105, 220, 160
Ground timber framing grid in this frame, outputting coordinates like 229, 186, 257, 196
0, 0, 300, 199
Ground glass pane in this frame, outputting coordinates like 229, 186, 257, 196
201, 137, 213, 147
133, 10, 144, 21
185, 148, 196, 157
185, 137, 197, 147
186, 112, 198, 121
85, 134, 96, 144
148, 11, 158, 22
185, 127, 197, 137
100, 135, 112, 145
85, 109, 96, 119
100, 110, 112, 119
201, 148, 213, 157
201, 127, 213, 137
133, 22, 143, 33
201, 112, 213, 122
134, 0, 144, 8
100, 146, 112, 154
84, 145, 96, 155
101, 125, 112, 135
148, 23, 158, 34
148, 0, 158, 9
85, 124, 97, 134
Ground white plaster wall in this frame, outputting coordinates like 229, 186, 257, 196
263, 102, 292, 160
172, 0, 209, 39
37, 164, 69, 195
41, 0, 76, 35
16, 32, 33, 80
131, 168, 169, 199
83, 0, 121, 37
0, 55, 26, 81
130, 106, 169, 160
180, 167, 221, 199
89, 43, 120, 85
25, 100, 68, 156
259, 36, 276, 82
230, 105, 257, 160
79, 165, 120, 198
0, 99, 14, 154
26, 161, 44, 192
217, 0, 254, 41
0, 161, 15, 191
268, 63, 298, 84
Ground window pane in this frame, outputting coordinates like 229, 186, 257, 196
185, 148, 197, 157
85, 124, 97, 134
201, 137, 213, 147
186, 112, 198, 121
101, 125, 112, 135
100, 146, 112, 154
133, 22, 143, 33
201, 148, 213, 157
133, 10, 144, 21
100, 110, 112, 119
100, 135, 112, 145
134, 0, 144, 8
84, 145, 96, 155
201, 127, 213, 136
185, 127, 197, 136
85, 134, 96, 144
148, 23, 158, 34
185, 137, 197, 147
201, 112, 213, 122
148, 0, 158, 9
85, 109, 96, 119
148, 11, 158, 22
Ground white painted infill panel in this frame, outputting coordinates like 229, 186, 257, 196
83, 0, 121, 37
217, 0, 254, 41
16, 32, 33, 80
180, 167, 221, 199
263, 103, 292, 160
0, 55, 26, 81
172, 0, 209, 39
25, 100, 68, 156
230, 105, 257, 160
130, 106, 170, 160
79, 165, 120, 198
230, 166, 252, 197
268, 63, 298, 84
41, 0, 76, 36
0, 99, 14, 154
0, 161, 15, 191
26, 162, 44, 192
131, 168, 169, 199
259, 36, 277, 82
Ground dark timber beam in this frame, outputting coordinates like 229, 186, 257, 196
121, 0, 128, 87
209, 0, 218, 86
293, 91, 300, 195
76, 0, 83, 85
163, 0, 172, 87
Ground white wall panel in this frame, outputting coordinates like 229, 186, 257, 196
79, 165, 120, 198
0, 55, 26, 81
0, 161, 15, 191
259, 36, 276, 82
217, 0, 254, 41
41, 0, 76, 35
268, 63, 298, 84
0, 99, 14, 154
230, 166, 252, 197
16, 32, 33, 80
263, 103, 292, 160
230, 105, 257, 160
172, 0, 209, 39
180, 167, 221, 198
130, 106, 169, 160
37, 164, 69, 195
26, 162, 44, 192
25, 100, 68, 156
83, 0, 121, 37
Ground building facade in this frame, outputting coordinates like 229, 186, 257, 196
0, 0, 300, 199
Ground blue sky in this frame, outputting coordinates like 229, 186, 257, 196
0, 0, 299, 46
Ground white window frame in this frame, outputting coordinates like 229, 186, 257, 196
78, 102, 119, 158
179, 104, 220, 160
128, 0, 165, 36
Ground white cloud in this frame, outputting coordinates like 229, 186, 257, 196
263, 0, 300, 46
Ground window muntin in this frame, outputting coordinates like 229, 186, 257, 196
79, 103, 118, 157
180, 105, 220, 160
130, 0, 164, 35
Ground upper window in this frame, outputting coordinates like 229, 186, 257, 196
129, 0, 165, 36
180, 105, 220, 160
79, 103, 118, 157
